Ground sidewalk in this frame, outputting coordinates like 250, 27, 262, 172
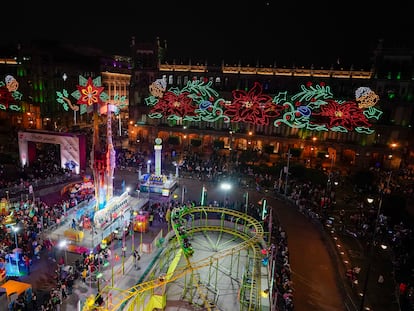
60, 240, 161, 310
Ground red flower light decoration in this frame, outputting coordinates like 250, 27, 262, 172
225, 82, 283, 125
150, 91, 197, 118
312, 99, 371, 130
0, 86, 16, 108
76, 77, 105, 106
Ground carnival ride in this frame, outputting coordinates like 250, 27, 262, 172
89, 206, 271, 311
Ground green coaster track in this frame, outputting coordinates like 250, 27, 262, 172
100, 206, 271, 311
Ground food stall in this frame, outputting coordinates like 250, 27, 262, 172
133, 211, 149, 233
0, 280, 32, 308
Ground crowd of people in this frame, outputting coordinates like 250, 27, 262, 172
280, 168, 414, 310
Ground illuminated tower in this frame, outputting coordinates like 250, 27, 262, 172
105, 103, 116, 200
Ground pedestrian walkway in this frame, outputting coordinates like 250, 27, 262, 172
46, 194, 149, 253
60, 238, 161, 311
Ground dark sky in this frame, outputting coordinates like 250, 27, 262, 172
3, 0, 413, 67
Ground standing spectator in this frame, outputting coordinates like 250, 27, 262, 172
61, 282, 67, 300
31, 291, 38, 310
133, 249, 141, 270
81, 268, 88, 283
24, 254, 31, 275
72, 218, 77, 230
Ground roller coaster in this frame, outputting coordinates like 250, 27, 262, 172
87, 206, 272, 311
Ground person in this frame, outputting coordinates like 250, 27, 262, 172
72, 218, 77, 230
95, 293, 104, 306
133, 249, 141, 270
24, 254, 31, 275
81, 268, 88, 283
32, 291, 38, 310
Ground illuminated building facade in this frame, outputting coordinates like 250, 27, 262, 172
1, 38, 413, 170
129, 38, 414, 170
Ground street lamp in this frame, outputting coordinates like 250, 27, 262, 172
121, 226, 128, 275
62, 73, 76, 125
58, 239, 68, 265
147, 160, 151, 174
220, 182, 232, 207
173, 161, 180, 178
200, 185, 207, 206
284, 149, 291, 196
12, 226, 19, 249
359, 194, 384, 311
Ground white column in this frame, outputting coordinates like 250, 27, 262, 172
154, 145, 162, 176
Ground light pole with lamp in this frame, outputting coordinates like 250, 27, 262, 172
220, 182, 232, 208
359, 194, 386, 311
58, 239, 68, 265
62, 73, 76, 125
12, 226, 19, 249
11, 225, 20, 274
284, 149, 291, 196
181, 185, 186, 205
131, 210, 138, 252
200, 185, 207, 206
244, 191, 249, 214
173, 161, 180, 178
121, 227, 128, 275
147, 160, 151, 174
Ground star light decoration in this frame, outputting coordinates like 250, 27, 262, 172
145, 79, 383, 134
75, 77, 105, 106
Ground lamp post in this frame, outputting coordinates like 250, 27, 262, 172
138, 164, 142, 181
200, 185, 207, 206
12, 226, 19, 249
121, 226, 128, 275
181, 185, 186, 205
359, 194, 384, 311
118, 114, 122, 137
147, 160, 151, 174
244, 191, 249, 214
58, 240, 68, 265
11, 226, 20, 274
62, 73, 76, 125
220, 182, 232, 208
284, 149, 291, 196
112, 229, 117, 287
173, 161, 180, 178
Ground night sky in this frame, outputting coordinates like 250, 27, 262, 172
2, 0, 413, 68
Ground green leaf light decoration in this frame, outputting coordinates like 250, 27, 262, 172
142, 80, 383, 135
